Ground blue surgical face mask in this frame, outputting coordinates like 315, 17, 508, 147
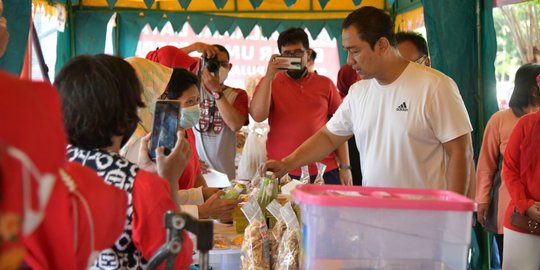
179, 104, 201, 129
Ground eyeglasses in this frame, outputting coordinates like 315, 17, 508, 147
281, 49, 306, 57
415, 55, 428, 65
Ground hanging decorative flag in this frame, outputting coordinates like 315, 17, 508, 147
352, 0, 363, 5
249, 0, 263, 9
318, 0, 330, 9
106, 0, 118, 9
178, 0, 192, 9
56, 4, 67, 32
212, 0, 227, 9
144, 0, 155, 9
284, 0, 297, 8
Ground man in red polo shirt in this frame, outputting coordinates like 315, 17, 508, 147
250, 27, 351, 185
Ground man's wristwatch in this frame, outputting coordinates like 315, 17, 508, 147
339, 164, 352, 170
212, 91, 224, 100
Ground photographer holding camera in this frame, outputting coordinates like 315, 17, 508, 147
250, 27, 351, 185
196, 44, 249, 180
146, 43, 249, 180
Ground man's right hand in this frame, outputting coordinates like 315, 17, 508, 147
476, 203, 488, 227
265, 54, 288, 80
264, 159, 290, 179
198, 191, 241, 220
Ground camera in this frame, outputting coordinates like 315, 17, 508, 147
275, 56, 302, 70
204, 56, 220, 73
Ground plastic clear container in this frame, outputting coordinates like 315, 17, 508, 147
293, 185, 474, 270
208, 248, 241, 270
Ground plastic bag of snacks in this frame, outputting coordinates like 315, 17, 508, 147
241, 198, 271, 270
280, 173, 292, 186
276, 202, 300, 270
300, 166, 311, 184
313, 162, 327, 185
253, 163, 267, 187
267, 200, 287, 269
222, 183, 246, 199
258, 171, 278, 210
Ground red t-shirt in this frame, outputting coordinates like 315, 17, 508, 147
503, 111, 540, 233
178, 128, 202, 190
229, 86, 250, 124
132, 170, 193, 269
255, 72, 342, 175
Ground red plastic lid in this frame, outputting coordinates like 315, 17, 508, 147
293, 184, 474, 211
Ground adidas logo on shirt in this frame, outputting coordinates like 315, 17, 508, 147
396, 102, 408, 112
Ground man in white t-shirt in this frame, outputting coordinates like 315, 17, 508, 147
265, 6, 473, 194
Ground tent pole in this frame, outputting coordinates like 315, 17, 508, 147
32, 21, 50, 81
476, 0, 485, 146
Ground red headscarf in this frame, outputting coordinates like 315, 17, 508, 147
146, 45, 199, 72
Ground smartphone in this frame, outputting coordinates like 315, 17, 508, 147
275, 56, 302, 70
149, 100, 181, 161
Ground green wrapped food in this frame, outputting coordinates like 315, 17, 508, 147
258, 172, 278, 210
222, 184, 245, 200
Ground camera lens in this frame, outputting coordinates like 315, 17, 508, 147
205, 57, 220, 73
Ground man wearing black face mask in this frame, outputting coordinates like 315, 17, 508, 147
250, 27, 351, 185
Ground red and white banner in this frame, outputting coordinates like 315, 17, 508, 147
136, 23, 340, 91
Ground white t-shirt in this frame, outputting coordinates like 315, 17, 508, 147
327, 63, 472, 189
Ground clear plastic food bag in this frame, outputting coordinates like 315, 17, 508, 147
276, 202, 300, 270
267, 200, 287, 269
240, 198, 270, 270
313, 162, 327, 185
300, 166, 310, 184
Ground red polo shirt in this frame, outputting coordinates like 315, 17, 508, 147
255, 72, 342, 175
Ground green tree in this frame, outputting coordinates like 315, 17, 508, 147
493, 2, 539, 82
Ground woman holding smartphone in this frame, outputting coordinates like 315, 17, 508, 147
56, 54, 193, 269
123, 57, 240, 222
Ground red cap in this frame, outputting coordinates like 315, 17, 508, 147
146, 45, 199, 73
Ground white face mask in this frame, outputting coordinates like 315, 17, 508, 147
218, 66, 229, 84
179, 104, 201, 129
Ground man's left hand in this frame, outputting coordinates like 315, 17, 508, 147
339, 168, 353, 186
193, 42, 219, 59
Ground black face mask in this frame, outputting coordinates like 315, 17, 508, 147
287, 67, 307, 80
120, 120, 138, 148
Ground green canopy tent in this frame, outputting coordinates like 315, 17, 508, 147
1, 0, 499, 137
